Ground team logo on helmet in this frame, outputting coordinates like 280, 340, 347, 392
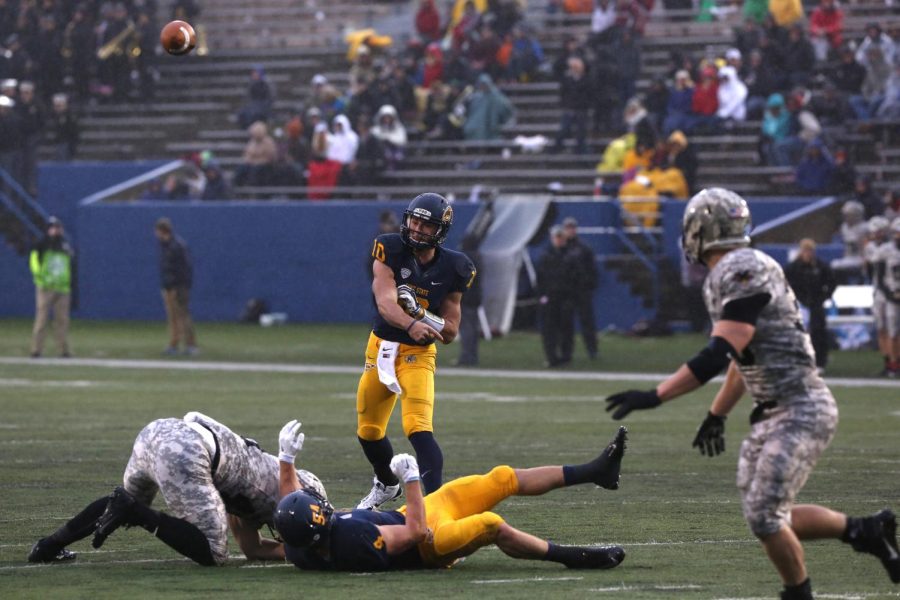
401, 193, 453, 251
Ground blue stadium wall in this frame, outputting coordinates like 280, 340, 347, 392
0, 164, 828, 329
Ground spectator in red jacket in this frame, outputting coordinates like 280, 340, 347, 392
809, 0, 844, 62
420, 43, 444, 88
415, 0, 442, 42
686, 64, 719, 132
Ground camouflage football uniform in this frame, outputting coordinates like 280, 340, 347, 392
879, 242, 900, 336
123, 415, 323, 564
867, 241, 889, 334
703, 248, 839, 537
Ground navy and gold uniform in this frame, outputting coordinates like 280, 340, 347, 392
360, 232, 473, 438
370, 233, 475, 346
357, 223, 475, 498
284, 466, 518, 572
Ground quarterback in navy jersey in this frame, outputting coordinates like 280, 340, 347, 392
277, 422, 628, 573
355, 193, 476, 510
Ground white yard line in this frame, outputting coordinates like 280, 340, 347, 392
471, 576, 584, 584
0, 558, 189, 570
590, 584, 703, 592
1, 357, 897, 388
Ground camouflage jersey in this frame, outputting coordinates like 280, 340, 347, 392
879, 241, 900, 300
185, 414, 325, 529
703, 248, 832, 405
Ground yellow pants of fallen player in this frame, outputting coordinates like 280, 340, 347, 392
356, 332, 437, 440
399, 465, 519, 568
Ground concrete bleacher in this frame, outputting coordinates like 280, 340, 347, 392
45, 0, 900, 200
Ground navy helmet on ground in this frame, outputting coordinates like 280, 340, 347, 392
274, 489, 334, 549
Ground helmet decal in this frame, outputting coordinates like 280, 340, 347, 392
401, 193, 453, 250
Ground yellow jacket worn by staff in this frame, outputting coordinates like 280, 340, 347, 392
30, 242, 73, 294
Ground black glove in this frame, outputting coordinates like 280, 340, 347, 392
605, 389, 661, 420
692, 412, 726, 457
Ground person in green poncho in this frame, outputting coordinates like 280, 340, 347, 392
29, 216, 75, 358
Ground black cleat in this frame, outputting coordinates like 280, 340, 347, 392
847, 509, 900, 583
562, 545, 626, 570
871, 509, 900, 583
593, 426, 628, 490
27, 540, 76, 563
91, 486, 138, 549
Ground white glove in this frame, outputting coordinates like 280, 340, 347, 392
396, 285, 424, 318
278, 419, 305, 464
390, 453, 420, 483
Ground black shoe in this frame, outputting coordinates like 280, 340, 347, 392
593, 426, 628, 490
91, 487, 138, 549
27, 540, 77, 563
562, 545, 626, 569
870, 509, 899, 583
847, 509, 900, 583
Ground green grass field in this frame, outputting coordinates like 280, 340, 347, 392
0, 319, 898, 599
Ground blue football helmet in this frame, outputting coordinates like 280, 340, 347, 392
274, 489, 334, 548
400, 193, 453, 250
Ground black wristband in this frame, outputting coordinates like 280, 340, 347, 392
405, 320, 417, 333
686, 336, 737, 384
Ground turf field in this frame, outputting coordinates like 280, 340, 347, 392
1, 319, 898, 599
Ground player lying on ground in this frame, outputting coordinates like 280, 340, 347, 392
273, 422, 628, 572
27, 413, 325, 566
605, 188, 900, 600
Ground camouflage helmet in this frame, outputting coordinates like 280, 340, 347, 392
841, 200, 864, 219
867, 215, 890, 236
682, 188, 752, 265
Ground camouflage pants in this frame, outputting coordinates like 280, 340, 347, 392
737, 395, 838, 538
873, 294, 889, 333
123, 418, 229, 564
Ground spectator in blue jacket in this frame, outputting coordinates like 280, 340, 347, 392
794, 139, 835, 194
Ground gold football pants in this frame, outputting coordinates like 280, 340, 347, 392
399, 465, 519, 567
356, 331, 437, 440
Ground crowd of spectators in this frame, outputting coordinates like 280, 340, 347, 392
0, 1, 200, 193
0, 1, 200, 105
228, 0, 535, 197
543, 0, 899, 210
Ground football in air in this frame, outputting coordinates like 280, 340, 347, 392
160, 20, 196, 56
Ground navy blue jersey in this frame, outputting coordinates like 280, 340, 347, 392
284, 509, 424, 572
370, 233, 476, 345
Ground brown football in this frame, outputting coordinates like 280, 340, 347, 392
160, 20, 196, 56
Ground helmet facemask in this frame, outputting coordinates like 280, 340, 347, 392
400, 193, 453, 250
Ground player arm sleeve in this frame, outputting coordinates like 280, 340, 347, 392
686, 336, 738, 384
720, 293, 771, 325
